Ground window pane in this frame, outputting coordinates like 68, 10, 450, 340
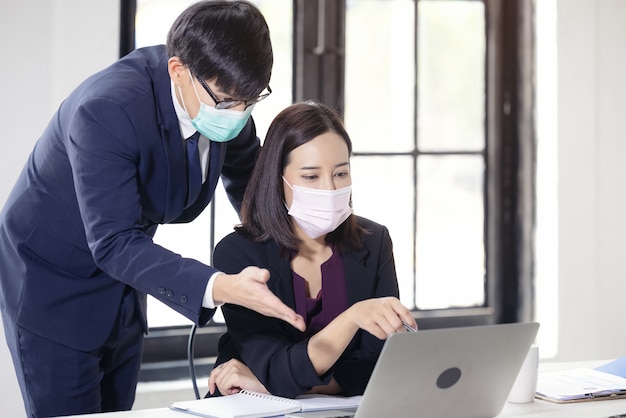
137, 0, 293, 328
344, 0, 415, 153
416, 155, 485, 309
345, 1, 487, 313
417, 1, 485, 151
351, 155, 415, 308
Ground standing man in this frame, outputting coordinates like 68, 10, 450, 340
0, 1, 304, 417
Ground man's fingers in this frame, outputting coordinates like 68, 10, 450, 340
218, 267, 307, 332
265, 293, 306, 332
282, 311, 306, 332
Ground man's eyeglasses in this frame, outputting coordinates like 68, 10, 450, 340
191, 70, 271, 110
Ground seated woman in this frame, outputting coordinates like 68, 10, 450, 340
207, 101, 417, 399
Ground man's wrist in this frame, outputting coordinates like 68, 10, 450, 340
203, 272, 225, 308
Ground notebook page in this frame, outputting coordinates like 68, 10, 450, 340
170, 391, 301, 418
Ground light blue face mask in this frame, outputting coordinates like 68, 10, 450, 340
183, 70, 254, 142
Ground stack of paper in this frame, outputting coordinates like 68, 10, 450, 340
536, 356, 626, 403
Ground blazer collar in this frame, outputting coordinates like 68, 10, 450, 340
148, 51, 186, 222
266, 243, 297, 310
266, 243, 374, 310
342, 245, 376, 305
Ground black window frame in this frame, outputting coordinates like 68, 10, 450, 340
121, 0, 535, 382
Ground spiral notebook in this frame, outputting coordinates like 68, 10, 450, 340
170, 391, 362, 418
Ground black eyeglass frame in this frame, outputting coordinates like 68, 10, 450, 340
191, 70, 272, 110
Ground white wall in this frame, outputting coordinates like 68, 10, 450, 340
0, 1, 119, 416
1, 0, 625, 415
555, 0, 626, 361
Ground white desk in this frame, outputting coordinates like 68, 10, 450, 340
65, 361, 626, 418
64, 397, 626, 418
498, 360, 626, 417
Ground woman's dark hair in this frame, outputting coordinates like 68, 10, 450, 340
237, 101, 368, 255
166, 1, 272, 100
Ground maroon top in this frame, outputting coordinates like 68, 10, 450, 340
292, 248, 349, 337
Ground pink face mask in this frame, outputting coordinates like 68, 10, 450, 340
283, 177, 353, 239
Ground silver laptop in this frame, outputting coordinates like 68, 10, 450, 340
287, 322, 539, 418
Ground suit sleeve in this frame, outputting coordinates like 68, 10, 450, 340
214, 235, 330, 398
220, 118, 260, 214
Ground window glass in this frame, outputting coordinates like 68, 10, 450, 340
344, 0, 486, 311
416, 155, 485, 309
135, 0, 293, 328
351, 155, 415, 308
417, 1, 485, 151
344, 0, 415, 153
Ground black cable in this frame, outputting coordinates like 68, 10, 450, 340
187, 323, 200, 400
189, 198, 216, 400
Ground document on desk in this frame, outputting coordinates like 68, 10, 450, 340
536, 364, 626, 403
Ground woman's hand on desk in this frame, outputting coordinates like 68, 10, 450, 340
208, 358, 269, 396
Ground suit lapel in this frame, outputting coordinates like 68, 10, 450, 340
266, 243, 297, 310
151, 52, 189, 223
263, 243, 305, 339
343, 245, 376, 305
158, 123, 187, 223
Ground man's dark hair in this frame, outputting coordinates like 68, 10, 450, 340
166, 0, 272, 100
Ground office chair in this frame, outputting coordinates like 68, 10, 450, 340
188, 323, 201, 399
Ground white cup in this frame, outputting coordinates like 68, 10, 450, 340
507, 344, 539, 403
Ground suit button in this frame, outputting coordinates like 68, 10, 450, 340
166, 290, 174, 298
159, 288, 166, 295
181, 296, 188, 304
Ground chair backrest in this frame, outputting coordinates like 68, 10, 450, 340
188, 323, 201, 399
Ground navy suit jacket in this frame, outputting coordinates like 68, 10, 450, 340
212, 216, 400, 398
0, 46, 260, 351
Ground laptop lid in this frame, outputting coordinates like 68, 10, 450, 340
353, 322, 540, 418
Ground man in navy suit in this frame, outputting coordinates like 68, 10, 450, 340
0, 1, 305, 417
